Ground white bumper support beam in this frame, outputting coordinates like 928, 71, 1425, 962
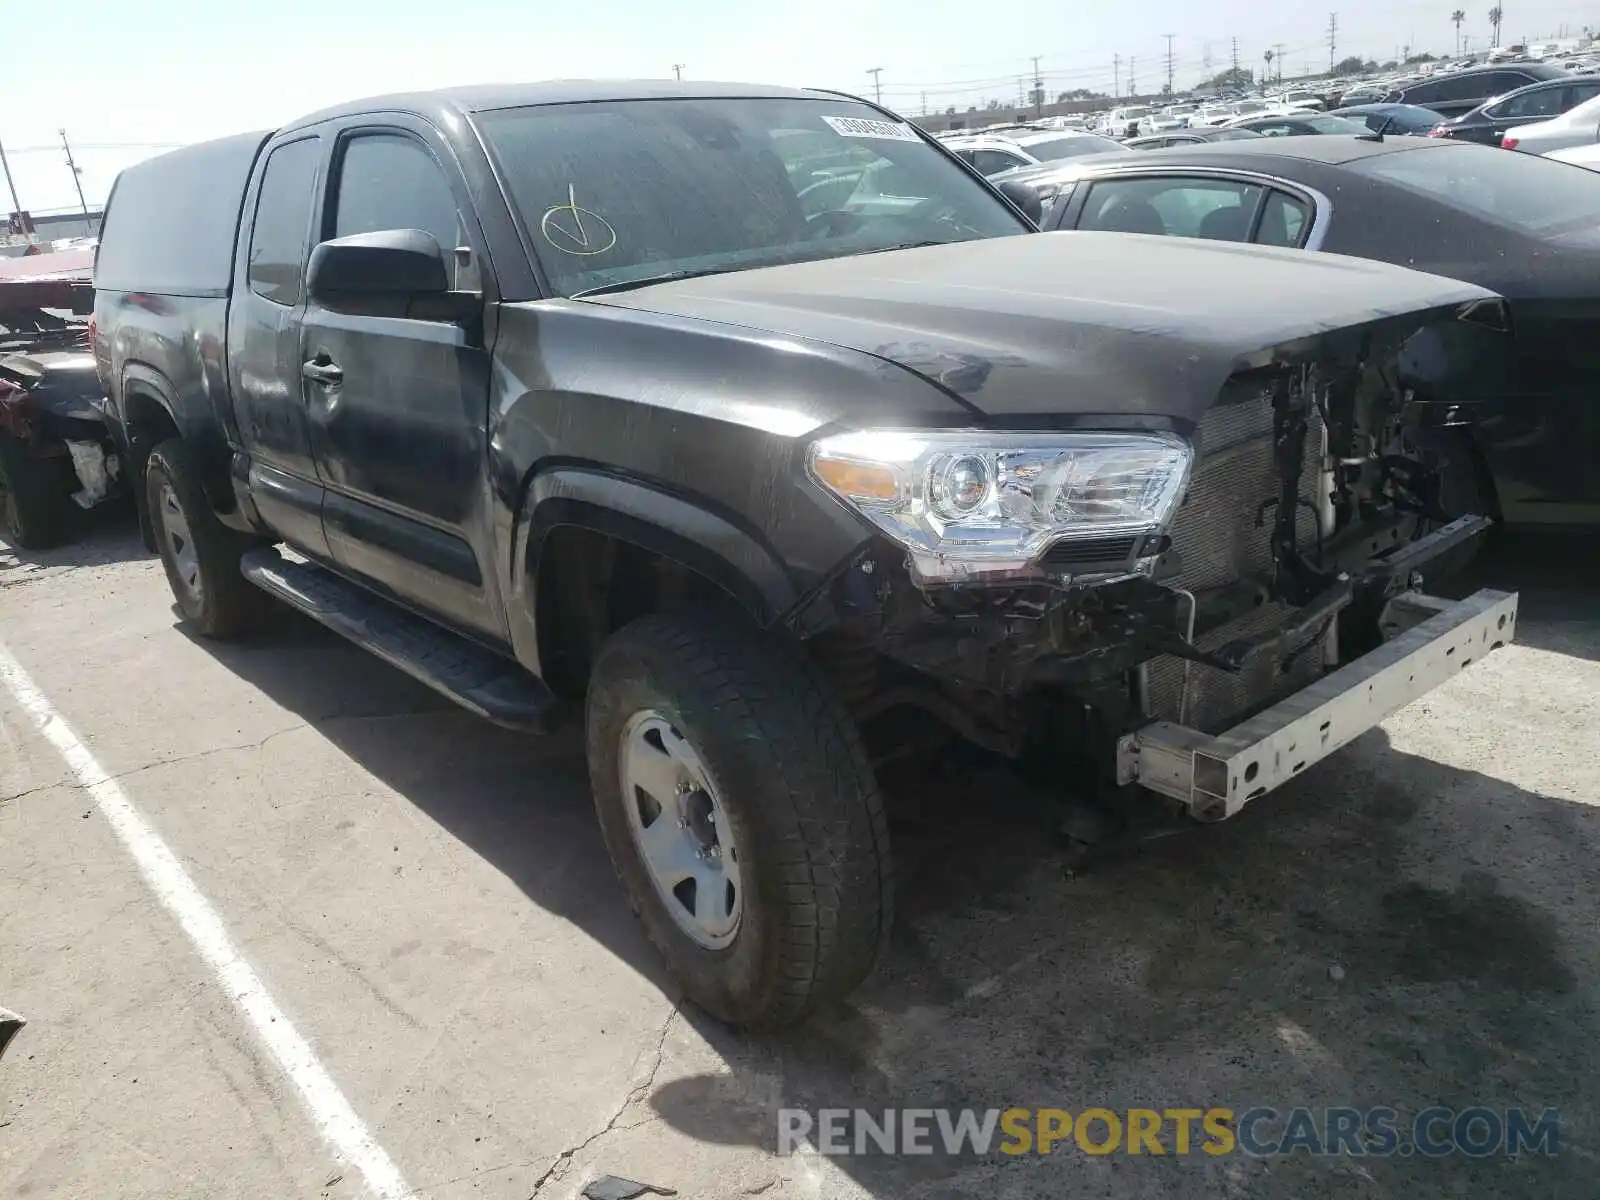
1118, 588, 1519, 820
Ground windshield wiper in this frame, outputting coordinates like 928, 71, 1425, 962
573, 267, 740, 297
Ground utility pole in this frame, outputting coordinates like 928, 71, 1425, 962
0, 133, 21, 217
867, 66, 883, 104
1274, 43, 1286, 81
1164, 35, 1176, 93
1016, 76, 1026, 109
1114, 53, 1121, 98
1204, 41, 1213, 71
1031, 55, 1044, 114
1129, 55, 1137, 96
1231, 37, 1241, 78
1328, 13, 1339, 72
921, 90, 928, 115
59, 129, 91, 227
672, 63, 684, 79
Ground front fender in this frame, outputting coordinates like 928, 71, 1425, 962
504, 465, 801, 674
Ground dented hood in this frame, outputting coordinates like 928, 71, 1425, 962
592, 231, 1497, 423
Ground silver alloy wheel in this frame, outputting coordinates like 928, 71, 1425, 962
619, 709, 742, 949
159, 481, 202, 605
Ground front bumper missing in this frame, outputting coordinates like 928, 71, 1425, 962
1116, 588, 1518, 820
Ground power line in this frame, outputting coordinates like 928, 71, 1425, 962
59, 130, 91, 225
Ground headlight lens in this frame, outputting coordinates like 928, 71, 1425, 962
809, 429, 1193, 582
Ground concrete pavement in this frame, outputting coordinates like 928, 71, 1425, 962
1, 520, 1596, 1199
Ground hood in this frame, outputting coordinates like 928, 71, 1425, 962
593, 233, 1496, 423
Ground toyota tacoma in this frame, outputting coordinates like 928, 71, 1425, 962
93, 81, 1518, 1028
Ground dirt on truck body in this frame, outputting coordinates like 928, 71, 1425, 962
91, 80, 1520, 1029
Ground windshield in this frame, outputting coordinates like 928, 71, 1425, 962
475, 98, 1027, 297
1020, 133, 1125, 160
1347, 142, 1600, 234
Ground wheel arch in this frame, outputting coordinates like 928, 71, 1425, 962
506, 466, 801, 690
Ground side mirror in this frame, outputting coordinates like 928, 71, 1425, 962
307, 229, 449, 301
996, 179, 1044, 225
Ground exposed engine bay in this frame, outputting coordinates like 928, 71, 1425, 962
797, 309, 1504, 791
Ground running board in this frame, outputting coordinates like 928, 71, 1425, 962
240, 547, 562, 733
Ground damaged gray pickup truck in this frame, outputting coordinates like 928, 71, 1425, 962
94, 82, 1519, 1029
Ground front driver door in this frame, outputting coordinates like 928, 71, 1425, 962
299, 121, 504, 640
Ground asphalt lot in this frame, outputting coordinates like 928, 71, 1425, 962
1, 514, 1596, 1200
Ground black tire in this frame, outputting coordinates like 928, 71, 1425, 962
145, 439, 270, 639
0, 432, 76, 550
586, 612, 893, 1030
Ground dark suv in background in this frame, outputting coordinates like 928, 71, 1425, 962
1431, 74, 1600, 143
1384, 62, 1570, 117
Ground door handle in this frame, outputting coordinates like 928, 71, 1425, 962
302, 358, 344, 386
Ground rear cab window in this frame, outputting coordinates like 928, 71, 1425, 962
246, 139, 320, 306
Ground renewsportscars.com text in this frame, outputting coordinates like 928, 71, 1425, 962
778, 1106, 1560, 1159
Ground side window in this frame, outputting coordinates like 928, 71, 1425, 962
1079, 176, 1263, 240
1571, 82, 1600, 106
969, 149, 1028, 176
247, 138, 320, 306
1402, 81, 1442, 104
1498, 87, 1565, 119
332, 133, 477, 290
1255, 190, 1310, 248
1252, 122, 1297, 137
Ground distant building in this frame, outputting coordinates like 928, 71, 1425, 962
0, 207, 102, 256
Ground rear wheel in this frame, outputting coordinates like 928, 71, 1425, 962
145, 439, 270, 638
586, 612, 893, 1029
0, 432, 75, 550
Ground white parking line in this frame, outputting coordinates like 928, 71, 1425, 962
0, 638, 412, 1200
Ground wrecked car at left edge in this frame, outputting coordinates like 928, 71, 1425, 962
0, 250, 126, 548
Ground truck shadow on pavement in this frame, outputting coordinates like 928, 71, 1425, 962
175, 531, 1599, 1200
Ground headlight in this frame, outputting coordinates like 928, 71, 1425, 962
808, 429, 1193, 582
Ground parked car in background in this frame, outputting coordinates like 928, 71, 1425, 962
1124, 128, 1264, 149
1383, 62, 1569, 117
1501, 91, 1600, 152
944, 128, 1124, 176
1103, 105, 1157, 136
1544, 140, 1600, 168
1225, 112, 1372, 136
90, 81, 1521, 1028
1330, 103, 1448, 135
1028, 136, 1600, 527
1431, 76, 1600, 144
1272, 89, 1327, 110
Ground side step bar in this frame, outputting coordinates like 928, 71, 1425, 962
1118, 588, 1518, 821
240, 548, 562, 733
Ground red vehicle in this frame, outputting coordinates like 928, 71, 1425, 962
0, 248, 123, 548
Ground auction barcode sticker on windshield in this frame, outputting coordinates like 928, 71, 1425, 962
822, 115, 922, 142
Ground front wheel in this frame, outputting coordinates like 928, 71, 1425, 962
145, 439, 270, 639
586, 612, 893, 1029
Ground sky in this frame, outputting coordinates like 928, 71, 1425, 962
4, 0, 1597, 214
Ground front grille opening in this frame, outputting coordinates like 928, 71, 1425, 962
1042, 535, 1139, 567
